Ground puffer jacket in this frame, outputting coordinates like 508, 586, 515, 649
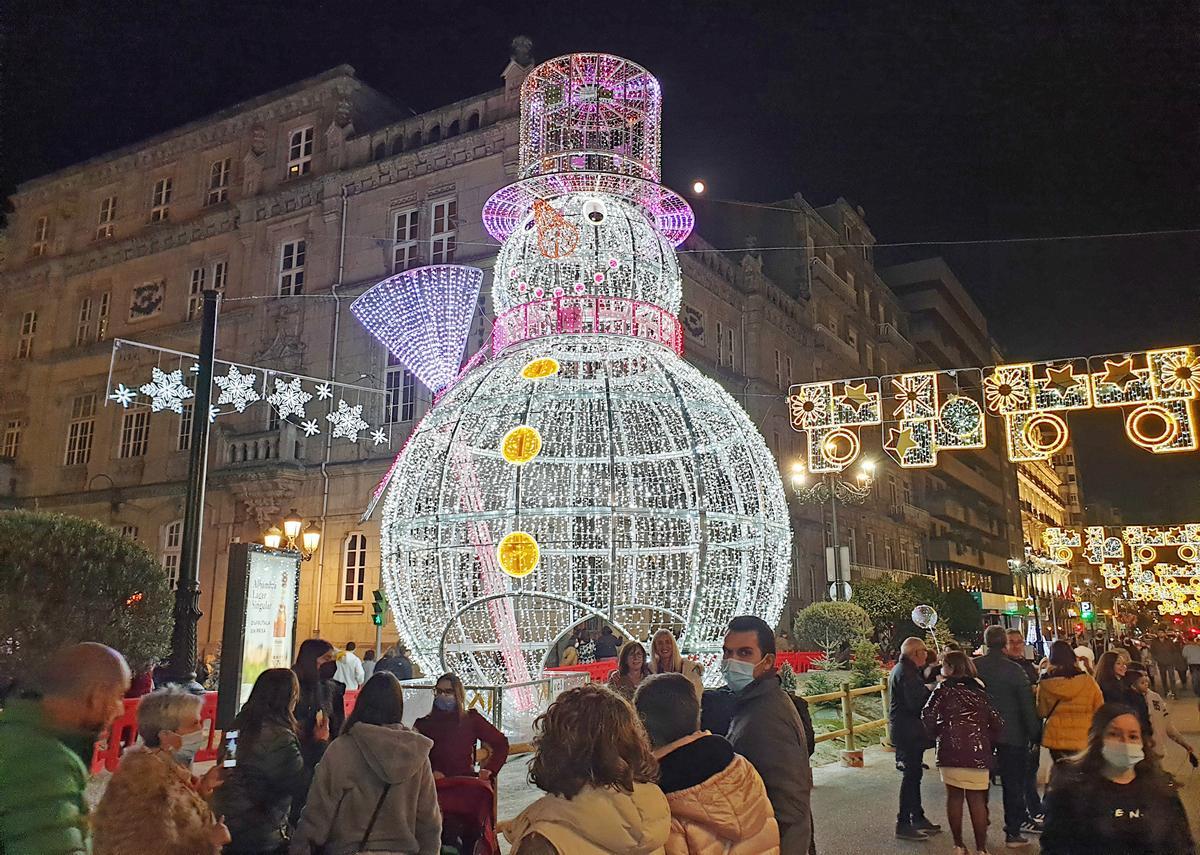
502, 782, 671, 855
92, 748, 222, 855
1037, 671, 1104, 752
212, 722, 306, 852
922, 676, 1004, 769
654, 732, 779, 855
0, 698, 95, 854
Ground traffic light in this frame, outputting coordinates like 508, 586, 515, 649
372, 589, 387, 626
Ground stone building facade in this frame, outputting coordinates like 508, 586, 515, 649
1, 52, 1033, 655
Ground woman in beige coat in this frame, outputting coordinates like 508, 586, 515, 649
92, 688, 229, 855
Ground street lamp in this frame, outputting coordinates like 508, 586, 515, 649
790, 457, 875, 601
1008, 544, 1063, 656
264, 509, 321, 560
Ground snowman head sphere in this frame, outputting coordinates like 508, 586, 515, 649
494, 192, 682, 315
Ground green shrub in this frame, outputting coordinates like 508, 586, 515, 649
801, 668, 841, 703
850, 639, 884, 688
777, 661, 798, 695
793, 601, 872, 658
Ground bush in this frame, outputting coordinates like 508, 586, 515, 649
851, 578, 919, 651
850, 639, 884, 688
793, 601, 872, 657
0, 511, 172, 693
777, 661, 798, 695
801, 667, 841, 703
941, 587, 984, 645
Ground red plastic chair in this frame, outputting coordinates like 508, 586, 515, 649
436, 776, 499, 855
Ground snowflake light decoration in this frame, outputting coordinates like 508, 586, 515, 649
301, 419, 321, 437
371, 428, 388, 446
326, 399, 370, 441
214, 366, 262, 412
267, 377, 312, 420
315, 382, 333, 400
109, 384, 137, 407
358, 53, 789, 688
139, 367, 193, 414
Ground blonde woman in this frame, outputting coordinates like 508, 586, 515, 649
649, 629, 704, 697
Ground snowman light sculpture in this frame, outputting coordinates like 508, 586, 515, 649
353, 53, 791, 686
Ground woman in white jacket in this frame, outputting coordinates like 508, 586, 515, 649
290, 672, 442, 855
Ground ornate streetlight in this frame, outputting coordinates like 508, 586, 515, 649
263, 508, 321, 560
790, 458, 875, 601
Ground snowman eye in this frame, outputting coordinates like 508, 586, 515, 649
582, 198, 607, 225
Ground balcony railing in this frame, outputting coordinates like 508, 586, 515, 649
221, 422, 304, 467
849, 563, 925, 584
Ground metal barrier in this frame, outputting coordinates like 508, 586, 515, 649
804, 677, 891, 753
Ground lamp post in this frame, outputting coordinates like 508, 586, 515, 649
790, 458, 875, 601
1009, 544, 1061, 657
263, 509, 322, 560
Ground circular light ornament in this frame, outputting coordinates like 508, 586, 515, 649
1125, 403, 1180, 451
501, 425, 543, 465
521, 357, 560, 380
821, 427, 861, 469
1134, 545, 1158, 564
940, 396, 983, 438
1055, 546, 1073, 563
497, 531, 540, 578
1022, 412, 1069, 456
1179, 543, 1199, 563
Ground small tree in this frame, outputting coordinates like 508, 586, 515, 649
777, 661, 799, 695
851, 578, 919, 651
0, 511, 173, 693
849, 639, 884, 688
793, 601, 872, 658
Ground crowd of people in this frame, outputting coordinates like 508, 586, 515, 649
889, 624, 1197, 855
3, 621, 1198, 854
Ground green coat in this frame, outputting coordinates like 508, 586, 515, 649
0, 699, 96, 854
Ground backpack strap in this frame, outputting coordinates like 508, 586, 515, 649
359, 782, 391, 850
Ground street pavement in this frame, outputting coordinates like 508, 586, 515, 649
495, 696, 1200, 854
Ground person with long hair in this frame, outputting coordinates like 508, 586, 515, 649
922, 651, 1004, 855
1038, 640, 1104, 762
648, 629, 704, 697
414, 673, 509, 781
502, 683, 669, 854
290, 673, 441, 855
1040, 703, 1194, 854
213, 669, 305, 855
1095, 649, 1132, 704
291, 638, 340, 799
607, 640, 652, 700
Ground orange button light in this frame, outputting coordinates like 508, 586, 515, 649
497, 531, 539, 577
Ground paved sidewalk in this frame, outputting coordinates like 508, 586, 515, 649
495, 697, 1200, 854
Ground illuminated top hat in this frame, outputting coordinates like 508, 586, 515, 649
483, 53, 694, 246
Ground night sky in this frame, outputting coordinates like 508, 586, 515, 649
3, 1, 1198, 516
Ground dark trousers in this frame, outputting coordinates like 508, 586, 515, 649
1024, 743, 1043, 817
994, 743, 1028, 835
1158, 663, 1177, 695
896, 745, 926, 825
1191, 665, 1200, 696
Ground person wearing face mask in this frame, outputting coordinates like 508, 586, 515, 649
720, 615, 812, 854
1040, 703, 1194, 854
92, 688, 230, 854
414, 673, 509, 782
0, 643, 131, 854
290, 638, 340, 822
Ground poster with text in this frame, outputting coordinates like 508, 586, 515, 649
239, 550, 299, 706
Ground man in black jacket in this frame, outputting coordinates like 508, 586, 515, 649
975, 624, 1040, 847
888, 636, 941, 841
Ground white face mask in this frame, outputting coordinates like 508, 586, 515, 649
173, 728, 208, 766
720, 657, 760, 693
1101, 739, 1144, 772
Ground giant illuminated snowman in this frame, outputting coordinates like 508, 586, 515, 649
352, 54, 791, 686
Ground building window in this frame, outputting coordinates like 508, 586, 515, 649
212, 260, 227, 293
393, 208, 420, 272
64, 394, 96, 466
903, 480, 912, 506
279, 239, 306, 296
888, 474, 898, 506
96, 291, 111, 341
430, 198, 457, 264
161, 520, 182, 589
786, 355, 793, 386
188, 267, 206, 320
267, 406, 280, 431
716, 321, 725, 365
342, 533, 368, 602
1066, 454, 1075, 465
774, 349, 782, 389
206, 158, 231, 205
119, 410, 151, 458
726, 327, 735, 370
848, 527, 857, 563
384, 354, 416, 423
287, 126, 314, 177
885, 542, 894, 569
119, 524, 139, 540
75, 298, 93, 347
866, 531, 876, 566
16, 311, 36, 359
31, 216, 49, 256
150, 177, 173, 222
96, 196, 116, 240
2, 419, 21, 459
178, 403, 193, 452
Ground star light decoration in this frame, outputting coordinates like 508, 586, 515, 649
790, 343, 1200, 468
214, 366, 262, 412
326, 399, 370, 442
267, 377, 312, 420
139, 367, 193, 414
359, 53, 789, 689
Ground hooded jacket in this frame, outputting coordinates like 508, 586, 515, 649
654, 732, 779, 855
503, 782, 671, 855
0, 698, 95, 855
92, 747, 221, 855
290, 722, 442, 855
1037, 671, 1104, 752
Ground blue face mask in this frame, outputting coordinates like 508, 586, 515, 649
433, 695, 457, 712
720, 657, 760, 693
